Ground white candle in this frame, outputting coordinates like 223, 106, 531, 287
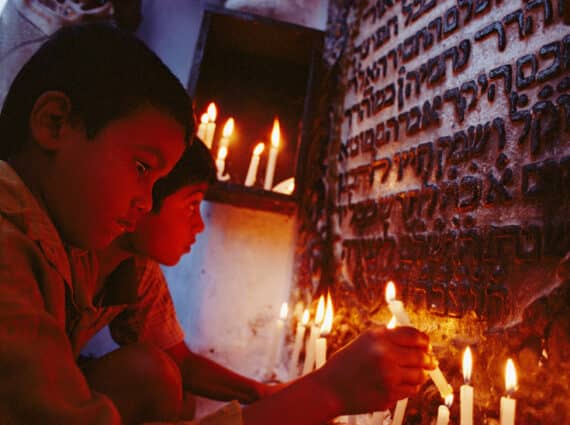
204, 102, 217, 149
386, 315, 408, 425
267, 302, 288, 374
500, 359, 517, 425
219, 117, 234, 149
289, 309, 309, 379
244, 142, 265, 187
263, 118, 280, 190
385, 281, 412, 326
392, 399, 408, 425
197, 113, 208, 143
215, 146, 229, 181
436, 395, 453, 425
384, 281, 453, 399
460, 347, 474, 425
315, 292, 334, 369
302, 295, 325, 375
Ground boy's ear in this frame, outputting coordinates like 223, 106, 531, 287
29, 91, 75, 151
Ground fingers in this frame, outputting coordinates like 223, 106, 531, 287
386, 326, 430, 349
393, 346, 437, 370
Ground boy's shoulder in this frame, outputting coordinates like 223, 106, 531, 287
0, 161, 72, 286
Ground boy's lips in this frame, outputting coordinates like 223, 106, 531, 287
116, 218, 137, 233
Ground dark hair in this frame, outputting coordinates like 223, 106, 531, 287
151, 136, 216, 212
0, 23, 193, 159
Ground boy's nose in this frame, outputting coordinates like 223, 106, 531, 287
133, 190, 152, 215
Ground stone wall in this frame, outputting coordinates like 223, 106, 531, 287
293, 1, 570, 424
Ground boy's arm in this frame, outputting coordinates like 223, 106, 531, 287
166, 342, 278, 404
0, 222, 122, 424
241, 326, 435, 425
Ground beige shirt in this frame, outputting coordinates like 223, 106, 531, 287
0, 161, 242, 425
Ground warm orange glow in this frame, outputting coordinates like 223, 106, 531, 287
463, 347, 473, 383
315, 295, 325, 325
279, 302, 288, 320
320, 292, 334, 335
222, 118, 234, 137
385, 281, 396, 303
270, 118, 280, 148
505, 358, 517, 394
445, 394, 454, 408
301, 309, 309, 326
253, 142, 265, 156
200, 113, 209, 124
207, 102, 217, 122
387, 316, 397, 329
217, 146, 228, 160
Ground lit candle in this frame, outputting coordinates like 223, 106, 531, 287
266, 302, 288, 374
302, 295, 325, 375
460, 347, 474, 425
500, 359, 517, 425
215, 146, 229, 181
436, 394, 453, 425
244, 142, 265, 187
263, 118, 280, 190
288, 309, 309, 379
219, 117, 234, 149
387, 315, 408, 425
384, 282, 453, 399
204, 102, 217, 149
315, 292, 334, 369
197, 113, 208, 143
385, 281, 412, 326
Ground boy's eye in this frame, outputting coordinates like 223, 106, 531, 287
136, 160, 151, 176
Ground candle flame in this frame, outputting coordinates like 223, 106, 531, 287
253, 142, 265, 156
301, 309, 309, 326
279, 302, 288, 320
387, 316, 397, 329
320, 292, 334, 335
271, 118, 280, 148
505, 358, 517, 394
207, 102, 217, 122
463, 346, 473, 383
222, 118, 234, 137
385, 281, 396, 303
217, 146, 228, 160
200, 113, 209, 124
315, 295, 325, 325
445, 394, 454, 408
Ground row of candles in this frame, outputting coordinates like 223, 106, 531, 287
196, 102, 283, 190
269, 282, 519, 425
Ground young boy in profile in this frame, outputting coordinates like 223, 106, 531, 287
87, 139, 438, 425
0, 23, 436, 425
0, 23, 190, 424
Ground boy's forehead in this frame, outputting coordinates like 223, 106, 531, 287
174, 183, 208, 200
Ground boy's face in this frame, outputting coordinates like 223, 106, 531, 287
128, 183, 207, 266
43, 104, 186, 249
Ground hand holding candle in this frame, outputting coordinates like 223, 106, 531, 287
500, 359, 517, 425
384, 282, 453, 399
460, 347, 474, 425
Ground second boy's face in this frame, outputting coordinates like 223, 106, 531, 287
128, 183, 207, 266
44, 105, 186, 249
